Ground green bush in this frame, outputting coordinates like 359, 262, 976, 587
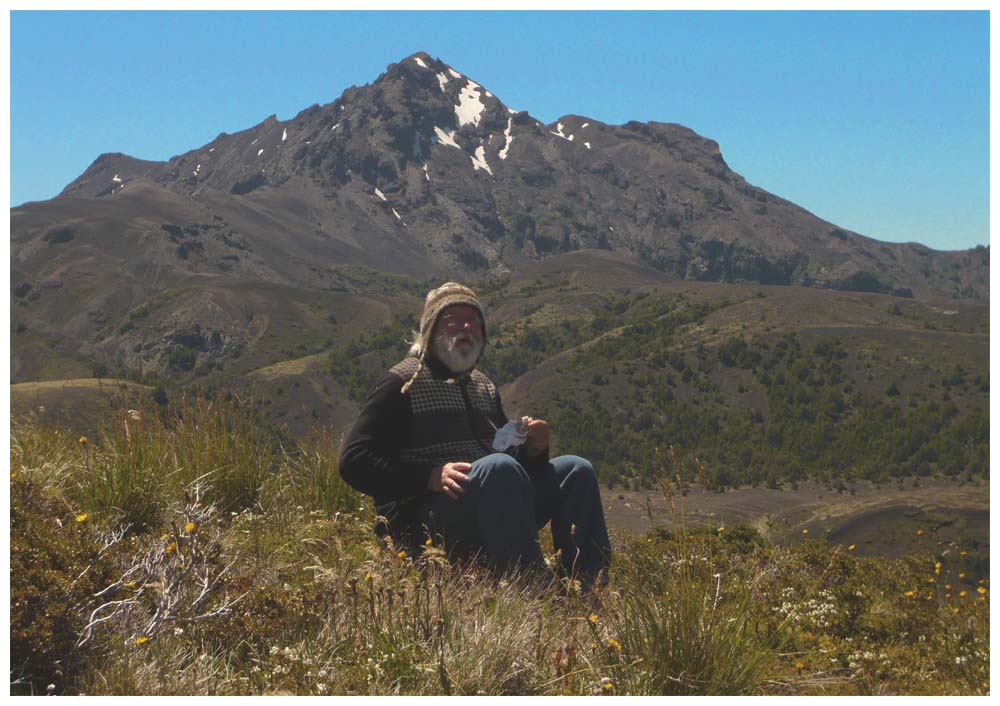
10, 476, 119, 694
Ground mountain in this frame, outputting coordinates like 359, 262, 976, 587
10, 52, 989, 480
29, 51, 988, 295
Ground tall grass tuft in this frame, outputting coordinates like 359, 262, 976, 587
274, 427, 357, 516
168, 394, 276, 512
71, 408, 169, 530
599, 545, 785, 694
591, 445, 787, 694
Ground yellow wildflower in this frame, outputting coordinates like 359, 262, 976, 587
976, 587, 986, 595
78, 436, 88, 446
135, 636, 149, 645
396, 550, 407, 559
125, 580, 137, 589
599, 677, 613, 692
926, 578, 935, 584
717, 526, 725, 533
588, 613, 599, 624
959, 590, 968, 598
934, 562, 941, 575
606, 638, 622, 652
184, 522, 196, 534
802, 528, 809, 535
953, 607, 960, 614
795, 661, 805, 671
165, 542, 177, 554
903, 590, 916, 598
424, 537, 433, 547
848, 544, 856, 551
945, 584, 952, 590
75, 513, 88, 523
916, 529, 923, 536
959, 572, 967, 579
960, 550, 968, 557
945, 593, 952, 599
978, 579, 986, 586
160, 534, 170, 542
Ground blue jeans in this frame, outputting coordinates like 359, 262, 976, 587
416, 453, 612, 588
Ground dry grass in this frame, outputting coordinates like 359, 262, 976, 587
10, 400, 990, 695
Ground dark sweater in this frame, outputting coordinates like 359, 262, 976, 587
339, 354, 549, 536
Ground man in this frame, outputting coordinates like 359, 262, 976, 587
339, 282, 611, 589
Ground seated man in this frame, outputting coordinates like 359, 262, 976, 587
339, 282, 611, 589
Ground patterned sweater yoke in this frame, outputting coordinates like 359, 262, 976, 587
389, 356, 503, 468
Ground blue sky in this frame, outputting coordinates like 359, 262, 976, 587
9, 10, 990, 251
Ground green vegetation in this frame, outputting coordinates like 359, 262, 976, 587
10, 405, 989, 695
316, 288, 986, 493
550, 332, 988, 490
326, 311, 418, 401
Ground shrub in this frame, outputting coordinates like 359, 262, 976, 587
167, 344, 198, 372
10, 476, 119, 694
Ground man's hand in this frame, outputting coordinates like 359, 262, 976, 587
523, 417, 551, 457
428, 461, 471, 500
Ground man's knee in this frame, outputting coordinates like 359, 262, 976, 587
471, 453, 531, 489
553, 455, 599, 486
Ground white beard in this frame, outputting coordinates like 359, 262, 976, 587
432, 332, 483, 375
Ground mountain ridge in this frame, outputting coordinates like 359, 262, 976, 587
11, 51, 989, 417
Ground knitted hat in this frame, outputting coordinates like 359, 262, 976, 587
401, 282, 486, 392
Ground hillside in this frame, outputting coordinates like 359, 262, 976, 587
10, 52, 989, 497
10, 399, 989, 695
11, 52, 988, 391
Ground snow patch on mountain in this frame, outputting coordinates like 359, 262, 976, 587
455, 80, 485, 127
374, 188, 387, 202
432, 126, 461, 149
550, 122, 573, 141
413, 56, 428, 69
257, 149, 264, 156
471, 145, 493, 175
436, 72, 449, 91
112, 174, 122, 183
282, 128, 288, 142
448, 68, 461, 79
498, 118, 514, 160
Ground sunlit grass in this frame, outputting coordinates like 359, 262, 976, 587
10, 401, 989, 695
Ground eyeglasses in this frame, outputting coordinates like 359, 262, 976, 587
438, 314, 482, 332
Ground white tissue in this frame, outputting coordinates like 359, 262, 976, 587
492, 419, 528, 451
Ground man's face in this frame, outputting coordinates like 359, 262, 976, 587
431, 304, 484, 373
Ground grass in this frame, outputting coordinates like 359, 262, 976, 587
9, 397, 990, 695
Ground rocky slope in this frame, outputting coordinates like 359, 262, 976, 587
11, 51, 989, 394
